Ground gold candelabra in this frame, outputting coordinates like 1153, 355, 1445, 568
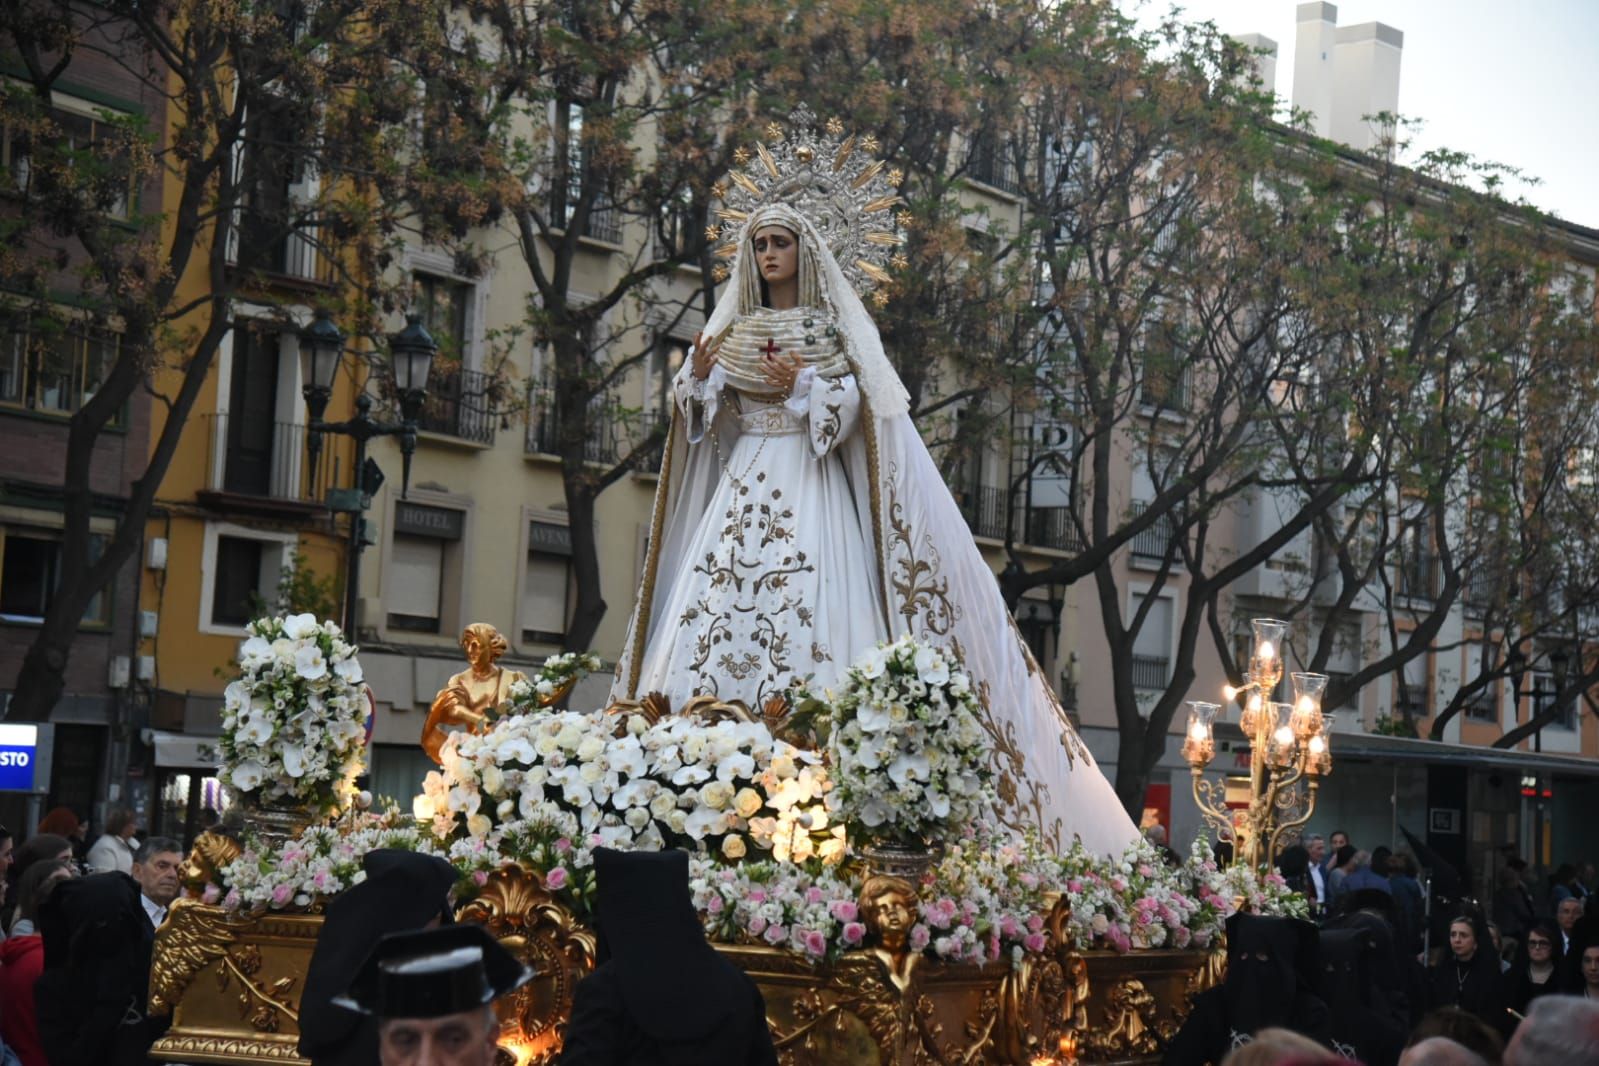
1185, 618, 1336, 871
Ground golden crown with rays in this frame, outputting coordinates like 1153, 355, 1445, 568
710, 105, 911, 307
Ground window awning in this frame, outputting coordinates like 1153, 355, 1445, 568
1212, 724, 1599, 779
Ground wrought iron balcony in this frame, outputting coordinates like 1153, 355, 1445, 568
418, 367, 497, 444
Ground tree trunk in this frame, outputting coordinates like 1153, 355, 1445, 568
563, 478, 606, 653
1113, 727, 1149, 821
5, 626, 74, 723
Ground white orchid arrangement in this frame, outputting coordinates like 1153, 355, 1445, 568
415, 709, 844, 866
218, 613, 368, 814
825, 635, 994, 843
507, 650, 605, 710
220, 807, 445, 913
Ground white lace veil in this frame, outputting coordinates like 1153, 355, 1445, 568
704, 203, 911, 418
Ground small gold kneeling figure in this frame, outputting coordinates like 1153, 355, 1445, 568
421, 623, 527, 763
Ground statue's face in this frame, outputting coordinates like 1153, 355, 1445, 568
753, 225, 798, 288
869, 888, 915, 950
465, 636, 494, 669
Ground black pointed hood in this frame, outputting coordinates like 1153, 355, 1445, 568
591, 848, 744, 1042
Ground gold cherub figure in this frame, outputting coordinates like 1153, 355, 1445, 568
421, 623, 528, 763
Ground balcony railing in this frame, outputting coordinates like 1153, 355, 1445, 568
1027, 507, 1084, 553
1464, 690, 1497, 720
968, 136, 1020, 195
1131, 654, 1169, 692
1396, 552, 1436, 601
525, 386, 668, 469
231, 219, 335, 286
1139, 360, 1191, 414
956, 484, 1008, 540
1129, 501, 1175, 562
202, 414, 325, 502
418, 367, 497, 444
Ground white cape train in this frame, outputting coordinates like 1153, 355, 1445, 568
610, 203, 1138, 857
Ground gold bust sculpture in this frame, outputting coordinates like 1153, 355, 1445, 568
859, 873, 920, 989
421, 623, 528, 763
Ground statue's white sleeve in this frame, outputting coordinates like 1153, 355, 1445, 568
784, 369, 860, 458
673, 360, 727, 444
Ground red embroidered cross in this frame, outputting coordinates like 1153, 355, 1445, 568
760, 336, 782, 358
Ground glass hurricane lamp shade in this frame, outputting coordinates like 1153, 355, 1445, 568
389, 312, 438, 420
300, 309, 345, 420
1288, 672, 1328, 738
1306, 713, 1336, 776
1239, 689, 1265, 735
1249, 617, 1289, 688
1182, 700, 1220, 766
1268, 702, 1298, 767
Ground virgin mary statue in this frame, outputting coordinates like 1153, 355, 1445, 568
611, 117, 1137, 856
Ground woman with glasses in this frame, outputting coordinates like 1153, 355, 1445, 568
1505, 920, 1563, 1018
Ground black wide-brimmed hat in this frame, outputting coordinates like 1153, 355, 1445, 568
333, 923, 532, 1020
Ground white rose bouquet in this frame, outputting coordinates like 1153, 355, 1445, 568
825, 636, 994, 844
218, 613, 368, 815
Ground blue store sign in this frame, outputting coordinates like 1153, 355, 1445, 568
0, 723, 40, 791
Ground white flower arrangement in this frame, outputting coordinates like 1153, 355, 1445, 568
218, 613, 369, 814
220, 807, 445, 913
824, 636, 994, 843
507, 650, 605, 710
416, 709, 844, 866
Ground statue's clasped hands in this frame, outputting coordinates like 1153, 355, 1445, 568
761, 348, 805, 396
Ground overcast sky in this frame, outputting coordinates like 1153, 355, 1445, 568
1119, 0, 1598, 227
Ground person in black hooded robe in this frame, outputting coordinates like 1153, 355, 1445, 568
1162, 912, 1331, 1065
1427, 909, 1509, 1037
1325, 887, 1421, 1035
32, 872, 166, 1066
1315, 926, 1406, 1066
297, 849, 460, 1066
559, 848, 778, 1066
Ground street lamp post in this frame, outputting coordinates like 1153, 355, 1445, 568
1505, 644, 1571, 754
300, 310, 437, 636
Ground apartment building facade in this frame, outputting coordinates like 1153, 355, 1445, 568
0, 29, 164, 835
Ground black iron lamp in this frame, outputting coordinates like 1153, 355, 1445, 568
297, 309, 438, 634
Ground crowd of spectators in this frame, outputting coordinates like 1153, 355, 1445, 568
1167, 827, 1599, 1065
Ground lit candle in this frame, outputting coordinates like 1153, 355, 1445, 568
1309, 735, 1327, 754
1222, 683, 1238, 702
1296, 694, 1315, 716
1274, 724, 1294, 748
1258, 639, 1276, 662
1189, 719, 1210, 742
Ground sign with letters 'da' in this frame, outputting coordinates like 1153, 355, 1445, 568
0, 723, 39, 791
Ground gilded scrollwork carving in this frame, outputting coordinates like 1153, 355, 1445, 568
150, 901, 301, 1035
1186, 941, 1228, 1000
150, 900, 236, 1017
1078, 978, 1169, 1060
454, 863, 598, 1064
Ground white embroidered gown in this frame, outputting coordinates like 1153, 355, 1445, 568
632, 322, 888, 709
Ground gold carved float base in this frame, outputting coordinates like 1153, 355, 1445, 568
150, 869, 1223, 1066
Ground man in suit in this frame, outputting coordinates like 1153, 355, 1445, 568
131, 837, 182, 929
